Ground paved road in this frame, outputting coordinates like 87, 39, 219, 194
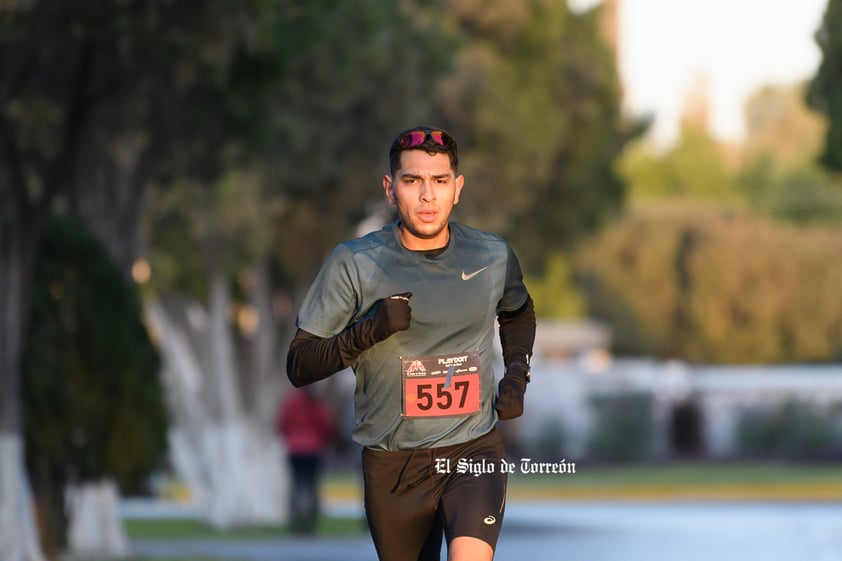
130, 500, 842, 561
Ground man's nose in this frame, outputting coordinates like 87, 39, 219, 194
419, 180, 436, 201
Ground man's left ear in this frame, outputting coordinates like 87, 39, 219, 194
454, 174, 465, 204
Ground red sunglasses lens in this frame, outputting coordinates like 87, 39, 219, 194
399, 130, 450, 148
400, 131, 426, 148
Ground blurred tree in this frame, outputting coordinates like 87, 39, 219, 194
435, 0, 643, 274
618, 76, 742, 207
575, 202, 842, 363
743, 84, 826, 174
740, 158, 842, 224
807, 0, 842, 171
0, 0, 296, 556
618, 122, 739, 204
739, 83, 842, 223
620, 79, 842, 226
142, 170, 291, 529
523, 252, 586, 319
22, 215, 166, 558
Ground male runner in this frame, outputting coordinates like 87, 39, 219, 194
286, 126, 536, 561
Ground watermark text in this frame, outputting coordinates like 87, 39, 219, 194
434, 457, 576, 477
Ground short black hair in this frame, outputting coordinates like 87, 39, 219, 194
388, 126, 458, 176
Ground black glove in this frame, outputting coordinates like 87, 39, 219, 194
495, 362, 529, 420
370, 292, 412, 341
335, 292, 412, 366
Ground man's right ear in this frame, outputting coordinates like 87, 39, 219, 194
382, 175, 395, 204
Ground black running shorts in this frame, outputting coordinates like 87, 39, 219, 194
361, 427, 508, 561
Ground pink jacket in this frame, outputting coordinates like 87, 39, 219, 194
277, 389, 335, 455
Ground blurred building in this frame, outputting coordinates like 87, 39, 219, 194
516, 320, 842, 461
533, 320, 612, 361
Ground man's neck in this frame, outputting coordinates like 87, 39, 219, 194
398, 223, 450, 252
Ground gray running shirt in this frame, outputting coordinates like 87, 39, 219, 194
296, 222, 529, 451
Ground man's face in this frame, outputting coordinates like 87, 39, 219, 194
383, 150, 464, 251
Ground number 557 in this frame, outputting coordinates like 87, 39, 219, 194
415, 380, 470, 411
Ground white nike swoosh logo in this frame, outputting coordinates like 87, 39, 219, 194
461, 267, 488, 281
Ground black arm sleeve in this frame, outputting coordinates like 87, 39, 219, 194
287, 322, 380, 387
286, 328, 345, 387
497, 294, 536, 366
286, 295, 411, 387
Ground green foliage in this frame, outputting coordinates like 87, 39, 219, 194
22, 214, 167, 492
575, 202, 842, 363
436, 0, 642, 273
739, 158, 842, 224
618, 82, 842, 228
585, 391, 654, 462
735, 400, 842, 460
145, 169, 274, 298
739, 83, 842, 224
618, 124, 738, 203
743, 83, 827, 174
807, 0, 842, 171
266, 0, 459, 282
524, 252, 586, 318
0, 0, 282, 189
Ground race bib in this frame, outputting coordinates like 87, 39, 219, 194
401, 352, 481, 418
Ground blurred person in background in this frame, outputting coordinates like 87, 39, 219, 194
286, 126, 535, 561
277, 386, 335, 534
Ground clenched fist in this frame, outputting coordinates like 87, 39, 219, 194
495, 362, 529, 420
370, 292, 412, 341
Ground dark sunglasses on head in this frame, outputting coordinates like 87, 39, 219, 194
398, 130, 454, 148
